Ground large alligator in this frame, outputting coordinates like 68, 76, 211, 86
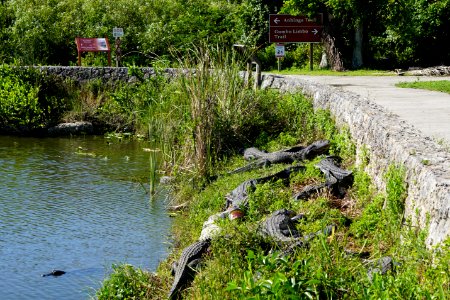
225, 165, 305, 213
258, 209, 337, 255
294, 156, 353, 200
258, 209, 304, 242
229, 140, 330, 174
168, 239, 211, 299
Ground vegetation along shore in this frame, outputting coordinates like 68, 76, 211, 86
2, 0, 450, 299
1, 45, 449, 298
92, 50, 448, 299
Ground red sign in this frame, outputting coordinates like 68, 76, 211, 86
75, 37, 111, 66
75, 38, 110, 52
269, 14, 323, 43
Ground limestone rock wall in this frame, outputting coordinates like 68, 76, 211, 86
261, 74, 450, 247
35, 66, 179, 82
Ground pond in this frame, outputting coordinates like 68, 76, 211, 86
0, 135, 171, 299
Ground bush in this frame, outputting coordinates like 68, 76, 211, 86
0, 65, 41, 130
0, 65, 70, 132
97, 264, 163, 300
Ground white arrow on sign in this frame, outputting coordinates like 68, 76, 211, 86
274, 18, 280, 25
312, 29, 318, 35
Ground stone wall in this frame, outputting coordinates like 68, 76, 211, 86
35, 66, 179, 83
261, 74, 450, 247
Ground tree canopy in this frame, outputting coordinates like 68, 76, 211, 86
1, 0, 449, 69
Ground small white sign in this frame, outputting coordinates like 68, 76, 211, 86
275, 44, 285, 57
113, 27, 124, 38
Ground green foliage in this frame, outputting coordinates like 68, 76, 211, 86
0, 65, 72, 131
0, 65, 41, 128
96, 264, 163, 300
95, 82, 450, 298
1, 0, 450, 68
226, 250, 319, 299
350, 194, 384, 238
397, 80, 450, 95
282, 0, 450, 68
384, 165, 407, 226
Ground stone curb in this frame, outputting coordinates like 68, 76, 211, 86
261, 74, 450, 247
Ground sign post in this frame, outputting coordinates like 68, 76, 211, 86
112, 27, 124, 67
75, 37, 111, 66
275, 43, 285, 71
269, 14, 323, 70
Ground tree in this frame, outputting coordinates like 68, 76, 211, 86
281, 0, 388, 70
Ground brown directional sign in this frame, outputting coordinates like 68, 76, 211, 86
269, 14, 323, 43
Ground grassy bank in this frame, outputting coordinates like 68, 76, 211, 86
396, 80, 450, 94
3, 53, 448, 299
94, 56, 449, 298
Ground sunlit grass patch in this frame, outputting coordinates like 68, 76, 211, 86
396, 80, 450, 94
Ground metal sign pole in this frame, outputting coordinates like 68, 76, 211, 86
115, 37, 121, 67
112, 27, 124, 67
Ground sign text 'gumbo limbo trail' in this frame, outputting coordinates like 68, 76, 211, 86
269, 14, 323, 43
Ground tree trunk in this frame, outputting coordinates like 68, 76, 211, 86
322, 29, 345, 71
352, 19, 364, 69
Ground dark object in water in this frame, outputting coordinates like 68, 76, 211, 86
42, 270, 66, 277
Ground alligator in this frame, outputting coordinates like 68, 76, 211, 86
258, 209, 305, 243
168, 239, 211, 299
293, 156, 353, 200
258, 209, 337, 255
225, 165, 305, 213
316, 156, 353, 198
365, 256, 399, 281
42, 269, 66, 277
229, 140, 330, 174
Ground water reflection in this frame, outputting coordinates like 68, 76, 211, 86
0, 136, 171, 300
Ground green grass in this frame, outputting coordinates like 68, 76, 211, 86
396, 80, 450, 94
267, 66, 395, 76
97, 88, 450, 299
95, 52, 449, 299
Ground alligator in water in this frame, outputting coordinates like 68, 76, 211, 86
294, 156, 353, 200
42, 270, 66, 277
168, 239, 211, 299
229, 140, 330, 174
225, 165, 305, 213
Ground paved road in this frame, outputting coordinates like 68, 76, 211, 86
291, 75, 450, 144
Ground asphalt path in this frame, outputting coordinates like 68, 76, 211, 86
290, 75, 450, 144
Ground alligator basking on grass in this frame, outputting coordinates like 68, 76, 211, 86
225, 165, 305, 214
229, 140, 330, 174
258, 209, 304, 242
258, 209, 337, 255
294, 156, 353, 200
168, 239, 211, 299
365, 256, 400, 281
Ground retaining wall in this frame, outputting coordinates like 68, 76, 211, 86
35, 66, 179, 82
261, 74, 450, 247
